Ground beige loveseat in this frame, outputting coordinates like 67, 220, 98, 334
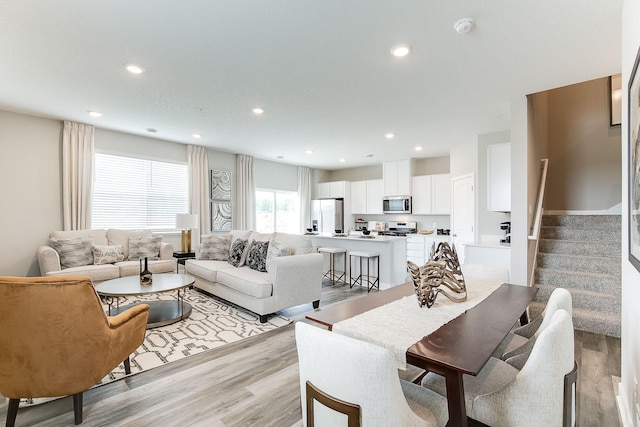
186, 230, 323, 323
37, 229, 175, 283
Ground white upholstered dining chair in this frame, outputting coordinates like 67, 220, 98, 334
295, 321, 448, 427
421, 309, 576, 427
492, 287, 573, 366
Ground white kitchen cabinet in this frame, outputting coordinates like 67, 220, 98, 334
487, 143, 511, 212
411, 174, 451, 214
350, 179, 383, 214
406, 234, 451, 265
384, 159, 412, 196
318, 181, 348, 199
411, 175, 432, 214
350, 181, 367, 213
366, 179, 384, 214
431, 174, 451, 214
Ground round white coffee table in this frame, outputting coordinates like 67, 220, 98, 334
95, 273, 195, 329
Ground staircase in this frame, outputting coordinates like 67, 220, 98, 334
531, 214, 621, 337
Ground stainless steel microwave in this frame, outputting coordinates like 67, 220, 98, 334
382, 196, 412, 214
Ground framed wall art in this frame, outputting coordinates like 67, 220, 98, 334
610, 74, 622, 126
628, 48, 640, 272
210, 170, 232, 231
210, 170, 232, 200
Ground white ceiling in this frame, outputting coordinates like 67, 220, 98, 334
0, 1, 622, 170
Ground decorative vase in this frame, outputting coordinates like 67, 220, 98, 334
140, 257, 152, 286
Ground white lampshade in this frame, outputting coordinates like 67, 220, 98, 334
176, 213, 199, 229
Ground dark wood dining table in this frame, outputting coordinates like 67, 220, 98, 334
306, 282, 538, 427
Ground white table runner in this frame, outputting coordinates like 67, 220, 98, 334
332, 279, 503, 370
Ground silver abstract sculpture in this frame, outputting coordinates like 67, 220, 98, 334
407, 242, 467, 308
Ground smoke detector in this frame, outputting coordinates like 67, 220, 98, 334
454, 18, 474, 34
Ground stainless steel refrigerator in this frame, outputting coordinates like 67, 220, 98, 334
311, 199, 344, 233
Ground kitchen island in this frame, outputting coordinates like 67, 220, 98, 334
310, 234, 407, 289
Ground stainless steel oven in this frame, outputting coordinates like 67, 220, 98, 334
382, 196, 412, 214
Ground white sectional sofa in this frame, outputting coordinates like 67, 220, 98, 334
37, 229, 175, 283
186, 230, 323, 323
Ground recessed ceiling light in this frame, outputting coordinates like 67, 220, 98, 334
87, 111, 102, 118
146, 128, 158, 133
339, 158, 346, 163
252, 107, 264, 115
125, 63, 144, 74
414, 146, 423, 151
192, 133, 201, 139
276, 156, 284, 159
365, 154, 374, 158
390, 44, 411, 57
306, 150, 314, 154
385, 133, 395, 139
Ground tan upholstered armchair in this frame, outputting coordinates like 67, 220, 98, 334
0, 276, 149, 426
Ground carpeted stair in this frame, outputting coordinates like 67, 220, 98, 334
531, 214, 621, 337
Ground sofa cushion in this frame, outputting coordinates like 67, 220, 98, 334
50, 229, 108, 246
92, 244, 125, 265
246, 240, 270, 272
106, 229, 152, 259
49, 236, 94, 269
266, 239, 291, 272
228, 238, 247, 267
274, 232, 313, 255
45, 263, 120, 282
127, 236, 162, 260
199, 234, 231, 260
115, 259, 175, 276
216, 267, 273, 299
186, 259, 231, 283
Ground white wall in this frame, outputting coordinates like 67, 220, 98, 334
254, 158, 298, 192
621, 0, 640, 423
544, 78, 622, 211
510, 96, 529, 286
0, 110, 63, 276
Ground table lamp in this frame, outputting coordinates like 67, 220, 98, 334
176, 213, 198, 253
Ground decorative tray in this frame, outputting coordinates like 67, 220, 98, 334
417, 230, 434, 235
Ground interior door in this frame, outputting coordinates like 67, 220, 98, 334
451, 173, 475, 263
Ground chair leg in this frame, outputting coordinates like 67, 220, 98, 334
6, 398, 19, 427
72, 392, 83, 425
124, 356, 131, 375
563, 361, 578, 427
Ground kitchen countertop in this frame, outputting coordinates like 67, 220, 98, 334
464, 241, 511, 248
310, 233, 405, 242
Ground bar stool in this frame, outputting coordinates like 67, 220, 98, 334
349, 251, 380, 292
318, 247, 347, 286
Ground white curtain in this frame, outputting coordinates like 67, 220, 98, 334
188, 145, 210, 241
62, 120, 94, 230
236, 154, 256, 230
298, 166, 312, 233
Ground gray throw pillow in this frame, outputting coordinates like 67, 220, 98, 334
49, 236, 94, 269
246, 240, 270, 272
199, 234, 231, 260
228, 238, 247, 267
265, 239, 291, 272
128, 236, 162, 260
93, 244, 125, 265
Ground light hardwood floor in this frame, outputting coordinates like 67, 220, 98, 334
0, 282, 621, 426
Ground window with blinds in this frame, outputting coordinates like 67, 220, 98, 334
92, 153, 188, 230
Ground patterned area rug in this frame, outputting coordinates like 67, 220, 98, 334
19, 289, 291, 407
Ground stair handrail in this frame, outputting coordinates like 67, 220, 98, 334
528, 159, 549, 288
528, 159, 549, 241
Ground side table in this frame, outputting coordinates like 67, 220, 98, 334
173, 251, 195, 273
